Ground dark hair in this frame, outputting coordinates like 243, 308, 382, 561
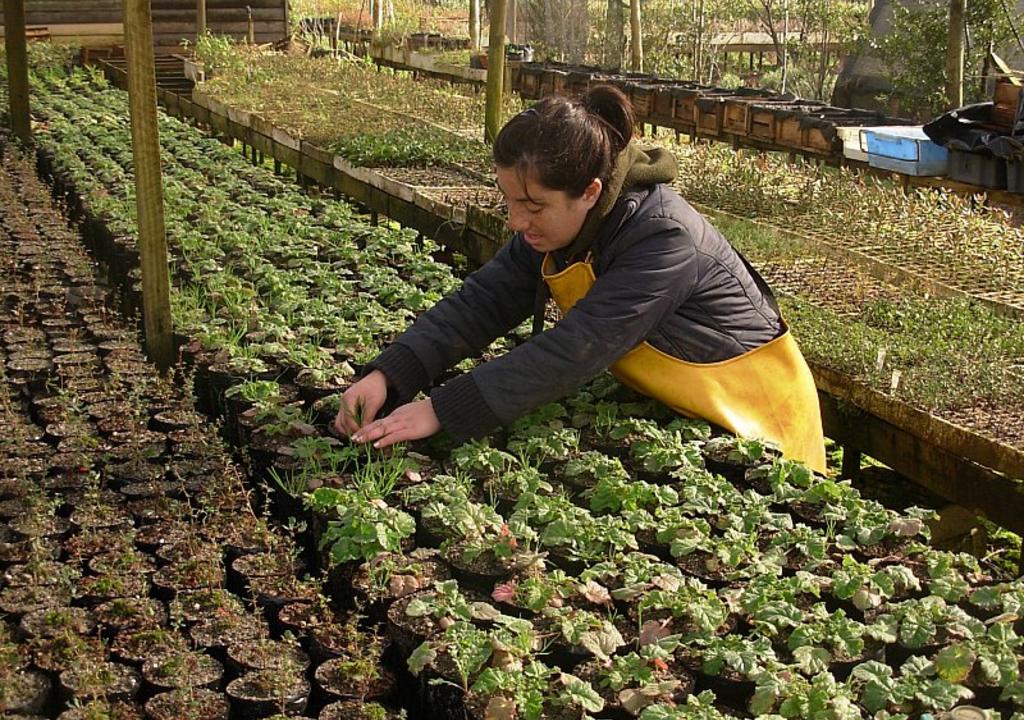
493, 84, 635, 198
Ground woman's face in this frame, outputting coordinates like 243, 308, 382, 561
496, 165, 603, 254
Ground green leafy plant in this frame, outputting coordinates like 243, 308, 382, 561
849, 656, 975, 714
829, 554, 920, 611
308, 488, 415, 565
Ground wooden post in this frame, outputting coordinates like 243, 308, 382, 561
197, 0, 206, 38
3, 0, 31, 143
123, 0, 175, 371
841, 445, 861, 480
469, 0, 480, 50
247, 5, 256, 44
484, 0, 509, 143
945, 0, 965, 108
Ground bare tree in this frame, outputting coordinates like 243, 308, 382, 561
605, 0, 625, 67
945, 0, 965, 107
630, 0, 643, 70
526, 0, 589, 62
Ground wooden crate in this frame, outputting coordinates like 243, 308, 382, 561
806, 111, 885, 155
776, 113, 806, 148
565, 70, 593, 98
695, 97, 725, 136
749, 104, 779, 140
723, 98, 754, 135
629, 83, 656, 117
25, 26, 51, 42
517, 65, 544, 99
669, 86, 708, 127
723, 97, 791, 136
651, 88, 675, 124
994, 80, 1022, 132
539, 70, 556, 96
803, 124, 837, 154
551, 70, 570, 95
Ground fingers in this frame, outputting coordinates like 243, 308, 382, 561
336, 402, 378, 436
352, 400, 439, 449
333, 389, 382, 437
351, 416, 409, 449
334, 371, 389, 437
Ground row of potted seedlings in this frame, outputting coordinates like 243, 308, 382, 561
0, 143, 409, 719
26, 66, 466, 409
9, 59, 1024, 718
290, 394, 1021, 718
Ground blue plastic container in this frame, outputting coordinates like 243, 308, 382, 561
863, 126, 949, 176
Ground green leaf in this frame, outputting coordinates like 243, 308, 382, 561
405, 598, 431, 617
578, 624, 625, 662
407, 642, 437, 676
914, 678, 974, 711
968, 586, 1002, 609
559, 673, 605, 713
1001, 680, 1024, 704
933, 643, 975, 683
899, 612, 936, 649
867, 614, 898, 644
792, 646, 830, 675
750, 683, 780, 716
470, 602, 501, 621
850, 661, 895, 713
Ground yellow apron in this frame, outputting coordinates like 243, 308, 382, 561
542, 254, 826, 473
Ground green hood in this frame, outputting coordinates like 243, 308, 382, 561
565, 142, 678, 261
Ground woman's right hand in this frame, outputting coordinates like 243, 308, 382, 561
334, 370, 389, 438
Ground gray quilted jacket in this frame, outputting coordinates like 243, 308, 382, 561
366, 151, 781, 443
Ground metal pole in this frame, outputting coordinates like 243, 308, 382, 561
247, 5, 255, 44
3, 0, 31, 143
197, 0, 206, 38
123, 0, 175, 371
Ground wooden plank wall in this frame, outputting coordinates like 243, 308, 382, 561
153, 0, 288, 55
0, 0, 123, 48
0, 1, 289, 54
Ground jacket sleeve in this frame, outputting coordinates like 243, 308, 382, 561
363, 234, 542, 406
431, 218, 698, 443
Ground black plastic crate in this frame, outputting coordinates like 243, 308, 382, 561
949, 149, 1007, 189
1008, 159, 1024, 194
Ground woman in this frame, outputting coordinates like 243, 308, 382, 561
335, 85, 826, 472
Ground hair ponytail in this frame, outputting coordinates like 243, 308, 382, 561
493, 84, 636, 198
583, 84, 634, 156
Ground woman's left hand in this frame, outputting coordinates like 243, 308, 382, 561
351, 398, 441, 449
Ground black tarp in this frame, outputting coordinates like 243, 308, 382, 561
923, 101, 1024, 160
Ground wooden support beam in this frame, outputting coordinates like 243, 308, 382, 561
841, 445, 862, 480
3, 0, 31, 143
123, 0, 174, 371
818, 391, 1024, 536
197, 0, 206, 38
